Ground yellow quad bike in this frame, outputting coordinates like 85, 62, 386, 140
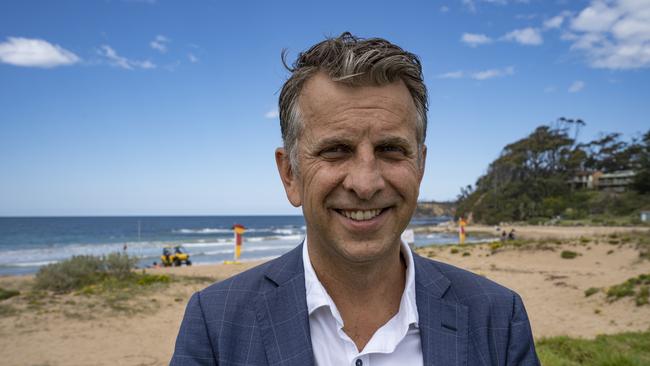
161, 245, 192, 267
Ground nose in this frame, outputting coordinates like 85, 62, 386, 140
342, 146, 386, 200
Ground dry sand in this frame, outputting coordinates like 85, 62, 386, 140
0, 226, 649, 366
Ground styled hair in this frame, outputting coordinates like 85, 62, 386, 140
278, 32, 428, 173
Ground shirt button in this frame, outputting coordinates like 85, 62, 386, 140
355, 359, 363, 366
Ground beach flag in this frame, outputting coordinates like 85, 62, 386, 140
232, 224, 246, 262
458, 217, 467, 244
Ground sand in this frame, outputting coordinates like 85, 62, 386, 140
0, 225, 649, 366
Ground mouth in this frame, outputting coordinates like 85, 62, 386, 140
334, 208, 388, 221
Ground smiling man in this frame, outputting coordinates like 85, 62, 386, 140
171, 33, 540, 366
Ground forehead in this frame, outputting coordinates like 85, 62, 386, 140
297, 73, 417, 138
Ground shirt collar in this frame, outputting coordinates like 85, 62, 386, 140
302, 236, 419, 328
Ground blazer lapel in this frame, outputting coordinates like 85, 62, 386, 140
414, 253, 469, 366
255, 243, 315, 366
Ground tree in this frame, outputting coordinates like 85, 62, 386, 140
456, 118, 585, 223
632, 130, 650, 194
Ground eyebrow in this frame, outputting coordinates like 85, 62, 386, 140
312, 137, 356, 151
375, 136, 412, 149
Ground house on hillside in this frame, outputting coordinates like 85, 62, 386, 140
569, 170, 637, 193
641, 211, 650, 222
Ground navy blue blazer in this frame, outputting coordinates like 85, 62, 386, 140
171, 244, 540, 365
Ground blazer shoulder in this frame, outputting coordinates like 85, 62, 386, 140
198, 243, 304, 300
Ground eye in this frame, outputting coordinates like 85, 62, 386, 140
377, 144, 407, 158
320, 145, 352, 159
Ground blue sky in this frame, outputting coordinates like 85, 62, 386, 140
1, 0, 649, 216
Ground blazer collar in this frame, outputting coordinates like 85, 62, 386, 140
255, 243, 315, 366
413, 251, 469, 366
256, 244, 469, 366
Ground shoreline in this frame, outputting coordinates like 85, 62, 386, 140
1, 225, 649, 365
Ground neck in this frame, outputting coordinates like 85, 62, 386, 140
307, 237, 407, 351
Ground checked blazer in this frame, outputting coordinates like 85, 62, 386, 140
171, 243, 540, 365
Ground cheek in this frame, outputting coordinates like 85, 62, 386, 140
300, 163, 345, 205
382, 163, 421, 195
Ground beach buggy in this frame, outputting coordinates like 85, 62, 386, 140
161, 245, 192, 267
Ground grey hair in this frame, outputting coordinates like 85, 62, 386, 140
278, 32, 428, 174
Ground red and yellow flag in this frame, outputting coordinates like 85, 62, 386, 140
232, 224, 246, 261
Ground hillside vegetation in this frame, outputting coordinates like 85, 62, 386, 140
456, 118, 650, 225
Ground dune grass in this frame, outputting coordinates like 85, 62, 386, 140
537, 330, 650, 366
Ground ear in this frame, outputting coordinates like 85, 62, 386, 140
418, 144, 427, 183
275, 148, 302, 207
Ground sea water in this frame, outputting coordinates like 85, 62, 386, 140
0, 215, 473, 276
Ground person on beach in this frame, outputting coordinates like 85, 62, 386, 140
171, 32, 540, 365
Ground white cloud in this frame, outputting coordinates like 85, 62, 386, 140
437, 70, 465, 79
264, 108, 279, 119
462, 0, 525, 12
503, 27, 543, 45
568, 0, 650, 69
98, 45, 156, 70
544, 15, 565, 29
568, 80, 585, 93
188, 53, 199, 63
471, 66, 515, 80
440, 5, 450, 12
462, 0, 477, 12
0, 37, 80, 68
544, 86, 557, 93
461, 33, 493, 47
150, 35, 169, 53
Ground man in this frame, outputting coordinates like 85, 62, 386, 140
171, 33, 540, 366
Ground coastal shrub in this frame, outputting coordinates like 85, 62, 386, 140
561, 250, 578, 259
35, 255, 104, 293
607, 274, 650, 305
636, 286, 649, 306
103, 252, 139, 280
537, 331, 650, 366
584, 287, 599, 297
450, 248, 459, 254
462, 252, 471, 257
0, 287, 20, 301
34, 253, 143, 293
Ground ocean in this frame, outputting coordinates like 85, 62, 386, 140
0, 215, 483, 276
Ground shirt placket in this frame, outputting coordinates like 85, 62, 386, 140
352, 353, 369, 366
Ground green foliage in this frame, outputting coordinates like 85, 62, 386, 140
450, 248, 459, 254
584, 287, 599, 297
0, 287, 20, 301
137, 274, 171, 286
632, 130, 650, 194
34, 253, 143, 293
606, 274, 650, 306
636, 286, 649, 306
34, 255, 105, 293
456, 121, 650, 224
103, 252, 139, 280
561, 250, 578, 259
537, 331, 650, 366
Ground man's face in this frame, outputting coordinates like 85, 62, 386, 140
276, 72, 426, 264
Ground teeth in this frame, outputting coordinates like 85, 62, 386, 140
340, 209, 382, 221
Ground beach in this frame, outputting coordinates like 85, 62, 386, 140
1, 225, 649, 366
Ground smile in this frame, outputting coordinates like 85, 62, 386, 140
336, 208, 385, 221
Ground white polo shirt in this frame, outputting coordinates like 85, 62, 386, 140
302, 239, 423, 366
